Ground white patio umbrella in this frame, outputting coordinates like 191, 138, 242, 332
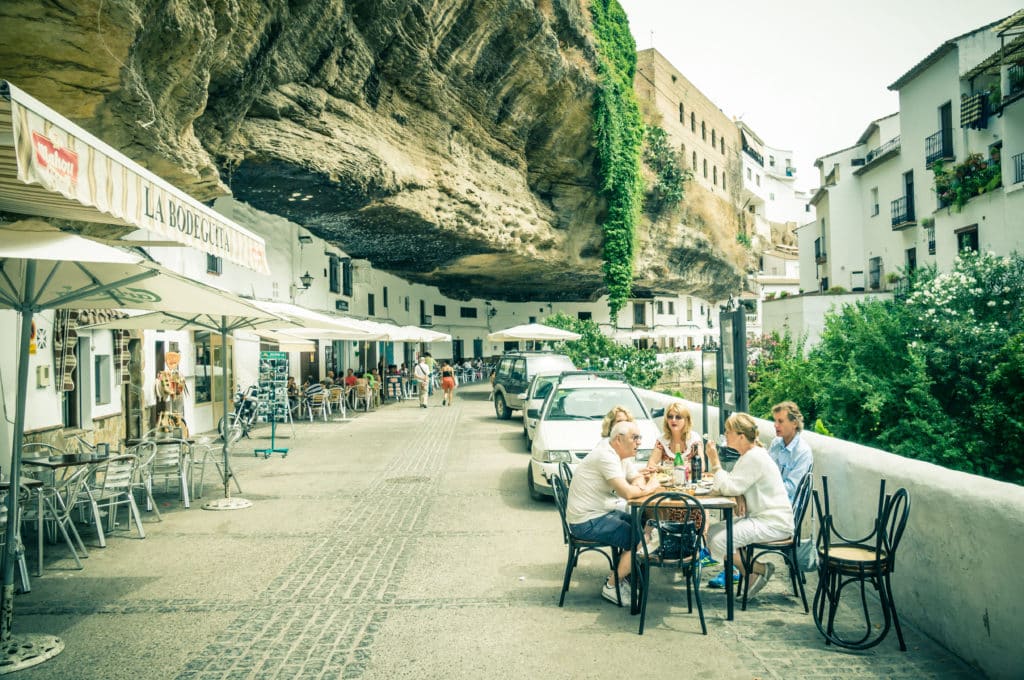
395, 325, 452, 343
0, 225, 285, 663
486, 323, 581, 342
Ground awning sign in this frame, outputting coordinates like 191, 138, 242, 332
6, 82, 270, 274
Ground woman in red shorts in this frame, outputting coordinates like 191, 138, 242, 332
440, 361, 457, 406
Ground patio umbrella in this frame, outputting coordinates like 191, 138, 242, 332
0, 225, 282, 662
395, 325, 452, 343
486, 323, 581, 342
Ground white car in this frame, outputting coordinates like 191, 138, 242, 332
521, 372, 561, 449
527, 374, 661, 501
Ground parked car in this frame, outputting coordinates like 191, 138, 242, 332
527, 372, 660, 501
492, 351, 575, 420
521, 372, 561, 448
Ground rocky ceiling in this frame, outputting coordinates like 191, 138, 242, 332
0, 0, 743, 303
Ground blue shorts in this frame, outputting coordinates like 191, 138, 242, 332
570, 510, 633, 550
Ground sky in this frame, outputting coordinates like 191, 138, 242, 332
617, 0, 1021, 190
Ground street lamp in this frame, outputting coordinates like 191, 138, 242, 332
298, 271, 313, 289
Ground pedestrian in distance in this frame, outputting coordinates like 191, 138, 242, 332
440, 360, 457, 405
414, 355, 431, 408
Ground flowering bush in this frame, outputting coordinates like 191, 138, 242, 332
748, 251, 1024, 484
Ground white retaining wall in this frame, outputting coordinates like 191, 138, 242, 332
638, 390, 1024, 679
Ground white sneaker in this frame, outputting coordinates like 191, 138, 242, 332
601, 579, 630, 606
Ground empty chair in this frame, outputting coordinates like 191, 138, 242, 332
813, 477, 911, 651
740, 471, 814, 612
84, 455, 145, 541
147, 437, 190, 509
328, 386, 348, 418
549, 474, 621, 607
634, 492, 707, 635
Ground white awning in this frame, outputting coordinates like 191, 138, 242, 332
0, 81, 269, 274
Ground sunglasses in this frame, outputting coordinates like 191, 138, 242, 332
666, 414, 686, 421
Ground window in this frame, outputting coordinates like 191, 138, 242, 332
769, 192, 775, 200
633, 302, 646, 325
721, 138, 725, 154
769, 155, 776, 167
713, 166, 718, 185
785, 158, 791, 168
342, 259, 352, 296
870, 188, 879, 216
671, 74, 677, 83
692, 151, 697, 170
956, 225, 979, 253
94, 355, 111, 405
711, 130, 717, 147
382, 286, 388, 308
577, 311, 592, 321
905, 247, 917, 273
703, 158, 708, 178
927, 225, 936, 255
679, 102, 684, 122
656, 301, 664, 314
206, 254, 222, 275
668, 301, 675, 314
701, 121, 706, 140
368, 293, 376, 316
746, 167, 752, 180
460, 306, 478, 318
756, 174, 761, 186
433, 304, 447, 317
404, 296, 410, 312
328, 256, 340, 293
868, 256, 882, 290
528, 316, 537, 324
690, 112, 696, 132
722, 174, 726, 191
686, 297, 693, 321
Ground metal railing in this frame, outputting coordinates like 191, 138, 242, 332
866, 136, 901, 164
1015, 151, 1024, 185
924, 129, 953, 165
890, 196, 915, 228
1010, 64, 1024, 97
814, 237, 827, 264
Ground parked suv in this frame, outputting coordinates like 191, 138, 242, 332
492, 351, 575, 419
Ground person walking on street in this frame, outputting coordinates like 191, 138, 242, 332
440, 361, 457, 405
414, 356, 431, 408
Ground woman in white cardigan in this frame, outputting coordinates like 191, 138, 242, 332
705, 412, 794, 597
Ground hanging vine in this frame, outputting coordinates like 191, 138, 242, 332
589, 0, 644, 317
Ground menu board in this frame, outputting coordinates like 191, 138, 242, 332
258, 351, 290, 423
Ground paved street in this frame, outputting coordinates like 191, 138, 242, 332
15, 383, 979, 679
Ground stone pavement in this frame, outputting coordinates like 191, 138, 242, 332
14, 383, 981, 679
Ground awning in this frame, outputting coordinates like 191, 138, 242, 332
256, 330, 316, 352
254, 300, 381, 338
0, 81, 269, 274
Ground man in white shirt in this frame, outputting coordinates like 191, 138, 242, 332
413, 356, 431, 408
566, 421, 660, 606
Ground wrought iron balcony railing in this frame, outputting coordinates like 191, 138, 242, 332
891, 196, 915, 229
925, 129, 954, 165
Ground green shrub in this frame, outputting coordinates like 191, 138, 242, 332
544, 312, 662, 388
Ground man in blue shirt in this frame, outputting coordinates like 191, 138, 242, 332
768, 401, 813, 503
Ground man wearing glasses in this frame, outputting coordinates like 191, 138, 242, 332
566, 421, 661, 606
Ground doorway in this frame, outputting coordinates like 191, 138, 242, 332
299, 342, 320, 384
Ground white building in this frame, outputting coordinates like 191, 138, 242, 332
773, 12, 1024, 345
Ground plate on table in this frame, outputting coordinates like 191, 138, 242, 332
692, 487, 711, 495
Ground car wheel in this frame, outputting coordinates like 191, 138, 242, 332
494, 393, 511, 419
527, 463, 546, 501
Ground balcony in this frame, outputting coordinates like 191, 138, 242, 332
1015, 151, 1024, 185
924, 129, 954, 165
742, 143, 764, 166
1010, 64, 1024, 99
865, 136, 901, 164
890, 195, 915, 230
814, 237, 827, 264
420, 314, 433, 327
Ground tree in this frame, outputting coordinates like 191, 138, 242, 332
544, 313, 662, 388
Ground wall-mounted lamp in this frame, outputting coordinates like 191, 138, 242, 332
487, 306, 498, 318
299, 271, 314, 289
298, 234, 313, 245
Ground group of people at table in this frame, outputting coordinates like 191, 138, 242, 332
565, 400, 813, 608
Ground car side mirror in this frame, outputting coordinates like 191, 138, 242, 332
650, 407, 665, 418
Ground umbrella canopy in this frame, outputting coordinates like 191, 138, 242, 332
255, 300, 381, 338
486, 323, 581, 342
255, 329, 316, 352
0, 225, 283, 641
395, 325, 452, 343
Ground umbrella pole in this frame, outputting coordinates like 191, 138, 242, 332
0, 261, 63, 669
202, 317, 250, 510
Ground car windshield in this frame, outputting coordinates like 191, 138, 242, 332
543, 385, 647, 421
533, 376, 557, 399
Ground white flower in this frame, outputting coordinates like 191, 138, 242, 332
988, 300, 997, 307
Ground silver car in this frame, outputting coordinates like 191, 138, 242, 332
527, 374, 659, 500
521, 372, 561, 449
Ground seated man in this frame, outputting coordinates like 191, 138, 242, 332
566, 421, 660, 606
768, 401, 814, 504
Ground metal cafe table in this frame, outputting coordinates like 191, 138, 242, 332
627, 490, 738, 620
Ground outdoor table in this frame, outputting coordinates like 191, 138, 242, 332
21, 456, 99, 575
627, 488, 738, 620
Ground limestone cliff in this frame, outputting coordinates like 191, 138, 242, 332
0, 0, 743, 303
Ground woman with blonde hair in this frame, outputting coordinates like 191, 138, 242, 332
704, 412, 793, 596
600, 406, 635, 438
645, 402, 702, 469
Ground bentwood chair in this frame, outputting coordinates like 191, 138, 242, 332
741, 471, 814, 612
557, 462, 574, 487
812, 477, 911, 651
549, 474, 621, 607
634, 492, 707, 635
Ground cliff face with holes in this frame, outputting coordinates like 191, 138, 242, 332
0, 0, 744, 303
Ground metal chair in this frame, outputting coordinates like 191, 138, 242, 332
813, 477, 911, 651
127, 441, 161, 519
1, 488, 32, 592
328, 386, 348, 418
36, 464, 92, 569
352, 380, 374, 411
740, 471, 814, 612
549, 474, 621, 607
83, 455, 145, 540
634, 492, 707, 635
307, 392, 330, 421
557, 461, 574, 487
147, 437, 191, 509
